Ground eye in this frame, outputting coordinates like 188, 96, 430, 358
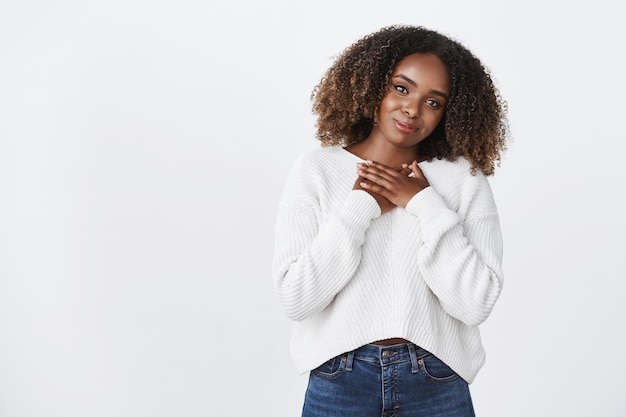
426, 98, 443, 108
393, 84, 408, 94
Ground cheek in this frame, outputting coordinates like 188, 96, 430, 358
425, 112, 444, 130
379, 95, 399, 112
376, 105, 387, 119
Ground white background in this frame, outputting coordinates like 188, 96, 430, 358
1, 0, 625, 416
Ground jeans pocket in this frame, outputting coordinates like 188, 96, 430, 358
311, 354, 347, 380
418, 353, 460, 383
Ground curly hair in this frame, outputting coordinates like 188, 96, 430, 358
311, 25, 508, 175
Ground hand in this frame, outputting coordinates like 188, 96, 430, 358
353, 176, 396, 214
356, 160, 430, 208
399, 163, 413, 177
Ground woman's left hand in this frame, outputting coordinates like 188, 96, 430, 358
357, 160, 430, 208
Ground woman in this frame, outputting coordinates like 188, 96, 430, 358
272, 25, 509, 417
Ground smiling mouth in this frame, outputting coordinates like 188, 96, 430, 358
393, 119, 418, 133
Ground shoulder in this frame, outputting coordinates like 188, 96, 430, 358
420, 155, 475, 173
287, 145, 354, 182
291, 145, 348, 169
420, 156, 487, 186
281, 146, 351, 201
420, 157, 496, 214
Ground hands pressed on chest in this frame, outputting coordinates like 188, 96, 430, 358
354, 160, 430, 214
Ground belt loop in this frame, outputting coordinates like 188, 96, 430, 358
407, 343, 419, 374
345, 350, 355, 371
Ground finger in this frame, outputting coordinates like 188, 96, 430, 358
365, 160, 397, 176
410, 160, 425, 179
359, 179, 387, 196
399, 164, 412, 176
397, 164, 413, 175
358, 169, 394, 188
357, 161, 397, 183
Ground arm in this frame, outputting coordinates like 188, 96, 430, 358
406, 186, 503, 326
272, 167, 380, 322
357, 160, 503, 326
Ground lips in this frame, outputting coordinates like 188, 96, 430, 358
393, 119, 418, 133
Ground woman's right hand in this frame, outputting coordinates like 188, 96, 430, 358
353, 176, 396, 214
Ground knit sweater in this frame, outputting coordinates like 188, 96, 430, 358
272, 146, 503, 383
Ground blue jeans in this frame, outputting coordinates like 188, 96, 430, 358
302, 343, 475, 417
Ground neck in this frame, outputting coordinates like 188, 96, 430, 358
346, 137, 423, 168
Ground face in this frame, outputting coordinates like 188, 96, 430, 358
372, 53, 450, 150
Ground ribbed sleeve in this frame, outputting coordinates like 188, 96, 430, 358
405, 186, 503, 326
273, 190, 380, 321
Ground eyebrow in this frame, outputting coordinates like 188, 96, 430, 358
393, 74, 449, 100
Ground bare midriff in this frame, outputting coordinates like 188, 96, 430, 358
372, 338, 410, 346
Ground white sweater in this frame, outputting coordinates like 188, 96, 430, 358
272, 146, 503, 383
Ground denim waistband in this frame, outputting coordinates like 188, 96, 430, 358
344, 343, 431, 373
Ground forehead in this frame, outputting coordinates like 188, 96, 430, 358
392, 53, 450, 91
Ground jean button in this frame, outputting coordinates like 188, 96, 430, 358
382, 351, 390, 358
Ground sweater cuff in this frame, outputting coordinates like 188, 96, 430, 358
340, 190, 381, 226
405, 186, 458, 233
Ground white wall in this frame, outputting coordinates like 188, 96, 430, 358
1, 1, 624, 416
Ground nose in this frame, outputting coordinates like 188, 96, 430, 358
403, 99, 420, 118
